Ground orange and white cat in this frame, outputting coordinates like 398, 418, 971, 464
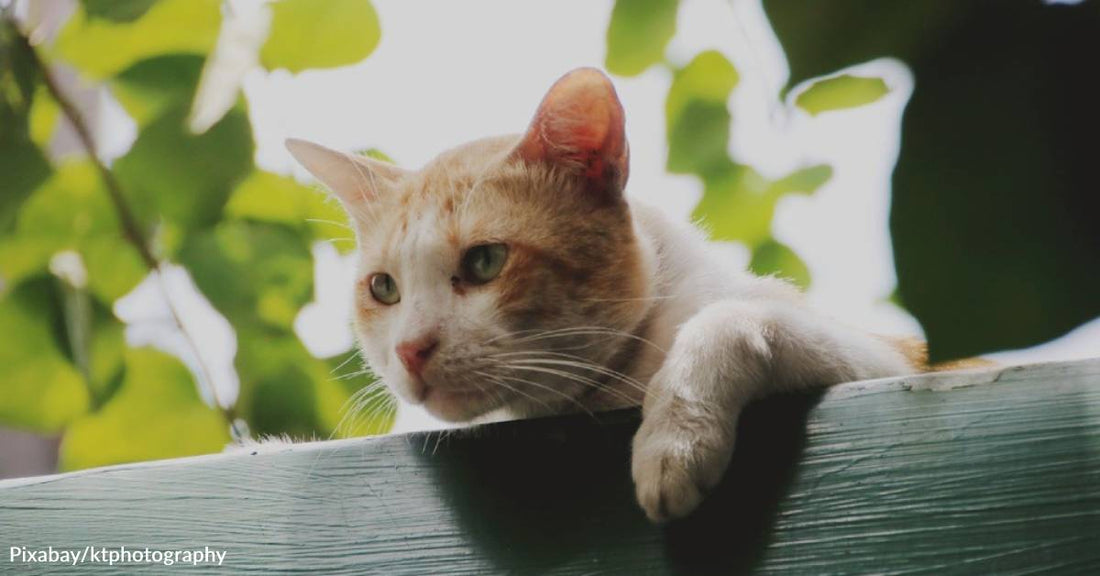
287, 68, 917, 523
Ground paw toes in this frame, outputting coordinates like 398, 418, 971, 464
631, 413, 736, 523
633, 445, 706, 523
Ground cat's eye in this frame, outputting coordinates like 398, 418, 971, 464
460, 243, 509, 285
368, 273, 400, 305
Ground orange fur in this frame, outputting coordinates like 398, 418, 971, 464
886, 336, 995, 373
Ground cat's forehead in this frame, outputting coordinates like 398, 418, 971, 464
354, 133, 595, 273
355, 142, 512, 262
423, 135, 520, 176
378, 136, 518, 212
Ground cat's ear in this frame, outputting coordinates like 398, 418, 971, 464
511, 68, 629, 199
285, 138, 405, 208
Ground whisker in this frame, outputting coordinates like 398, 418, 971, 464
482, 367, 595, 417
481, 327, 550, 346
329, 350, 365, 375
512, 326, 666, 354
493, 355, 648, 395
332, 380, 395, 439
318, 237, 357, 247
474, 370, 552, 413
581, 295, 676, 302
498, 363, 638, 407
431, 428, 453, 456
331, 369, 373, 382
305, 218, 355, 232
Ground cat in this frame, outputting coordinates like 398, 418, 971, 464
286, 68, 931, 523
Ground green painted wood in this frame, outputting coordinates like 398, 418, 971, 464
2, 359, 1099, 574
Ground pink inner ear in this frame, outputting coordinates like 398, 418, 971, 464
514, 68, 629, 193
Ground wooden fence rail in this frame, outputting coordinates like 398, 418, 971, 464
2, 358, 1099, 574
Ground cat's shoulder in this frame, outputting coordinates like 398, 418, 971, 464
628, 199, 801, 303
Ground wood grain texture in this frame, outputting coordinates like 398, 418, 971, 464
2, 359, 1099, 574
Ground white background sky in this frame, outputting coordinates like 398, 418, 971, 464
108, 0, 1099, 433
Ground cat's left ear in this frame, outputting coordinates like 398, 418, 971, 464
285, 138, 406, 210
511, 68, 629, 200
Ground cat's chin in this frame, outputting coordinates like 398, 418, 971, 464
421, 386, 493, 423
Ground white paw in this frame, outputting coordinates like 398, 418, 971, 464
631, 398, 737, 523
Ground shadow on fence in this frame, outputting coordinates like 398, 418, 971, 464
420, 393, 822, 574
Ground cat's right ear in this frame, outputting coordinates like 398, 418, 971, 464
285, 138, 405, 209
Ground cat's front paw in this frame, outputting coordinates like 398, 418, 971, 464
631, 398, 736, 523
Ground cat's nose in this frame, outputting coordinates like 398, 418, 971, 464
396, 335, 439, 377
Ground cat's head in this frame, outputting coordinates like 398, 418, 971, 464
287, 68, 653, 422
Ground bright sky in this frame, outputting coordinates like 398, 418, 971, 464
115, 0, 1100, 433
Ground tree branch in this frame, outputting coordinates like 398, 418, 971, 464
6, 16, 240, 432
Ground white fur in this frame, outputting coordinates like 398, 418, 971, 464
619, 202, 913, 522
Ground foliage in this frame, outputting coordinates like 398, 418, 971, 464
261, 0, 381, 73
605, 0, 678, 77
60, 348, 231, 471
763, 0, 1100, 360
0, 0, 388, 471
607, 0, 1098, 359
607, 5, 852, 289
793, 75, 889, 117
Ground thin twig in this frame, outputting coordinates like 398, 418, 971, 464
6, 16, 240, 431
14, 21, 155, 268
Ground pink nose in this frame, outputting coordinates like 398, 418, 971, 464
396, 336, 439, 377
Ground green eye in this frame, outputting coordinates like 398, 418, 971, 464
369, 273, 400, 305
461, 243, 509, 284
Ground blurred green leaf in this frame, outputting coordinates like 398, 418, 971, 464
0, 279, 90, 432
769, 164, 833, 197
179, 214, 379, 439
110, 55, 204, 127
178, 221, 313, 331
0, 238, 57, 286
51, 274, 127, 409
667, 101, 730, 177
605, 0, 679, 76
765, 0, 1100, 359
234, 329, 321, 437
54, 0, 221, 79
693, 161, 831, 247
3, 162, 147, 301
87, 301, 126, 406
82, 0, 160, 22
359, 148, 395, 164
666, 51, 738, 176
666, 50, 739, 127
750, 239, 811, 289
794, 74, 889, 116
261, 0, 381, 73
28, 85, 60, 146
226, 170, 354, 253
59, 347, 230, 471
83, 237, 148, 302
0, 260, 125, 419
0, 136, 52, 235
234, 331, 392, 438
115, 106, 254, 233
693, 161, 771, 245
16, 162, 117, 240
0, 21, 53, 234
